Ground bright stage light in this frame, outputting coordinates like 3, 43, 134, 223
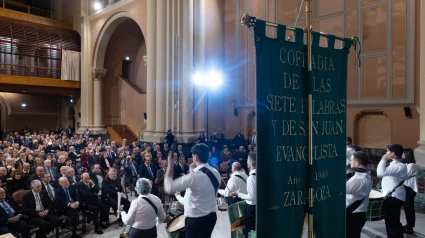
94, 1, 102, 11
192, 72, 202, 86
125, 56, 130, 60
206, 70, 223, 89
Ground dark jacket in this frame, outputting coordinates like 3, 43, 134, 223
173, 164, 189, 179
139, 163, 157, 181
22, 190, 54, 217
101, 178, 123, 201
6, 179, 29, 195
0, 196, 21, 226
76, 182, 99, 203
55, 186, 79, 213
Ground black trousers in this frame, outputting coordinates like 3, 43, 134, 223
346, 212, 366, 238
0, 219, 31, 238
62, 207, 79, 234
243, 205, 256, 238
104, 197, 131, 214
404, 185, 416, 228
383, 197, 404, 238
85, 202, 109, 227
128, 226, 157, 238
30, 213, 59, 238
185, 212, 217, 238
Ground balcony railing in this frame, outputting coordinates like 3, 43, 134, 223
1, 0, 53, 18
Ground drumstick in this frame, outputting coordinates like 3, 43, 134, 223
221, 178, 232, 194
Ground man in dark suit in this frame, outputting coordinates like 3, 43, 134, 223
175, 144, 186, 159
173, 156, 189, 179
28, 166, 44, 186
22, 180, 59, 238
43, 160, 58, 185
106, 146, 118, 163
233, 130, 245, 149
76, 173, 107, 234
67, 146, 80, 165
0, 187, 31, 238
156, 160, 169, 203
139, 156, 157, 183
66, 168, 81, 185
89, 164, 103, 188
87, 150, 99, 167
66, 126, 73, 138
40, 173, 56, 201
102, 169, 130, 216
23, 163, 34, 184
55, 177, 80, 238
124, 157, 138, 188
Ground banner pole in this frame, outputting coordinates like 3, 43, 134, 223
305, 0, 314, 238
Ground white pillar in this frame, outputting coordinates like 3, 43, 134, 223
143, 0, 158, 142
77, 0, 93, 134
92, 68, 107, 134
107, 0, 115, 6
179, 0, 196, 143
414, 2, 425, 167
153, 0, 167, 141
194, 0, 206, 134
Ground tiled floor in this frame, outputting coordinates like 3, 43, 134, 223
44, 192, 425, 238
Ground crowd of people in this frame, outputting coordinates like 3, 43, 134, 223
0, 127, 258, 238
346, 138, 418, 238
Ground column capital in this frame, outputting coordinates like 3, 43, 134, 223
92, 68, 107, 81
143, 55, 147, 66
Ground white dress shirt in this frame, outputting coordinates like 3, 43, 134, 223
176, 194, 185, 204
377, 158, 407, 201
404, 163, 418, 193
346, 147, 354, 166
237, 169, 256, 205
346, 171, 372, 213
218, 171, 248, 197
32, 191, 44, 211
164, 163, 221, 218
121, 194, 166, 230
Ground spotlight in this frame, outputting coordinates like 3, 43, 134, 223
70, 99, 73, 103
206, 70, 223, 89
125, 56, 130, 60
21, 103, 26, 107
94, 1, 102, 11
192, 72, 202, 86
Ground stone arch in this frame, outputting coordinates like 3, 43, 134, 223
247, 110, 256, 135
65, 104, 77, 129
353, 110, 392, 148
0, 95, 11, 130
93, 11, 146, 69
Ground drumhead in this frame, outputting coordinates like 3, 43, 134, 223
167, 214, 185, 232
369, 190, 384, 199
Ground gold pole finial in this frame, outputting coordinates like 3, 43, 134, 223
240, 13, 251, 26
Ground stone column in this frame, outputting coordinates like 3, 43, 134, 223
107, 0, 115, 6
194, 0, 206, 134
414, 2, 425, 167
153, 0, 167, 141
92, 68, 107, 134
179, 0, 196, 143
143, 0, 158, 142
77, 0, 93, 134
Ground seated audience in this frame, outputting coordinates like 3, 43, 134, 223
6, 169, 28, 195
102, 169, 131, 224
55, 177, 80, 238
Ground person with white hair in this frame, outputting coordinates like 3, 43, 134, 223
121, 178, 165, 238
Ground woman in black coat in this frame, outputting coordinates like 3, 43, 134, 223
6, 169, 28, 195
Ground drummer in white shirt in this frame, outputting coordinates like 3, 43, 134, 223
230, 152, 257, 238
120, 178, 166, 238
346, 151, 372, 238
377, 144, 408, 238
401, 148, 418, 234
219, 162, 248, 205
165, 143, 221, 238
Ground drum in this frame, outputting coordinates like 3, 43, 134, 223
366, 190, 385, 221
218, 197, 228, 211
170, 201, 184, 213
119, 225, 132, 238
166, 214, 185, 238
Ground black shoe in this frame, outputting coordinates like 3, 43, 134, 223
72, 234, 82, 238
119, 221, 124, 227
94, 228, 104, 235
100, 223, 108, 229
403, 225, 414, 234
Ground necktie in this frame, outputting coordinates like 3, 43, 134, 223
131, 164, 137, 176
35, 193, 44, 211
65, 188, 73, 203
46, 184, 54, 200
1, 201, 14, 217
48, 168, 54, 180
147, 165, 153, 178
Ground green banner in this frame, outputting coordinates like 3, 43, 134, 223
254, 20, 352, 237
310, 32, 351, 237
255, 21, 308, 238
